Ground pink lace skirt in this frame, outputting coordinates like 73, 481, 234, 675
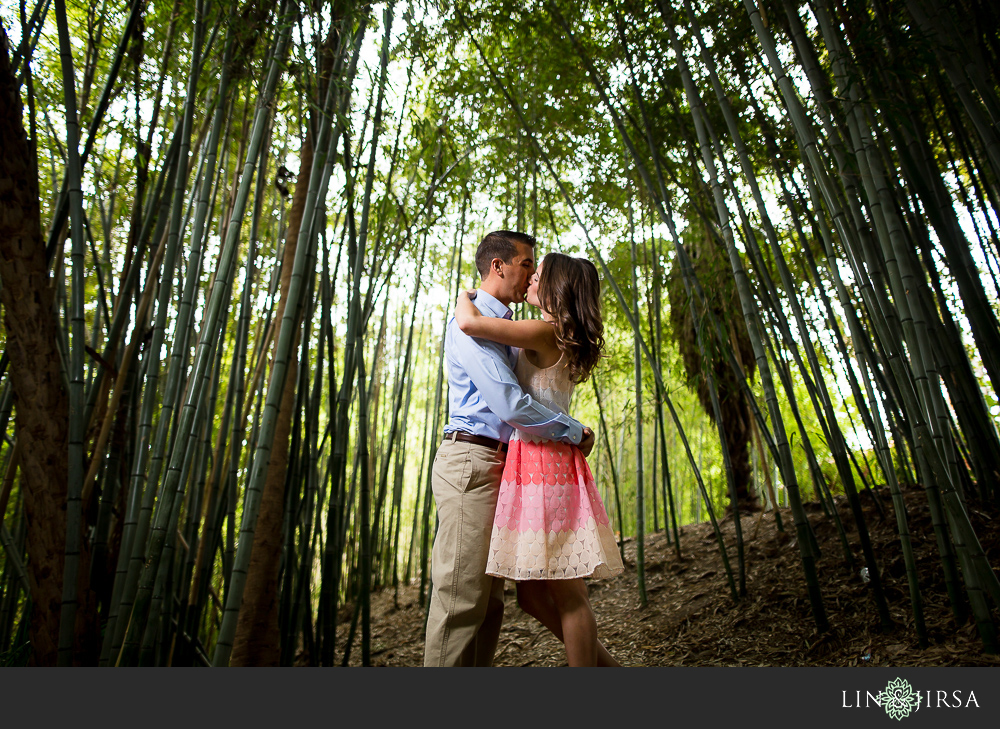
486, 438, 624, 581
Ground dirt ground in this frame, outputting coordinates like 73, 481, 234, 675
335, 484, 1000, 667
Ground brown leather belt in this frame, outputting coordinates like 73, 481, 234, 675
442, 431, 508, 453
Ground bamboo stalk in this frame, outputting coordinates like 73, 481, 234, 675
54, 0, 89, 666
628, 198, 647, 604
211, 4, 340, 666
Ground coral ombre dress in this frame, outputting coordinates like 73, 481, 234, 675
486, 351, 624, 581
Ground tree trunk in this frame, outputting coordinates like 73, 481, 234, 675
230, 134, 312, 666
0, 26, 69, 666
667, 227, 757, 512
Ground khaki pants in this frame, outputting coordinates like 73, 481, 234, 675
423, 438, 506, 667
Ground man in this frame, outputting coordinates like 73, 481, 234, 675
423, 230, 595, 667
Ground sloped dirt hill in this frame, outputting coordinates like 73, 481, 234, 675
334, 484, 1000, 667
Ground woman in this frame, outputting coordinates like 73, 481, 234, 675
455, 251, 623, 667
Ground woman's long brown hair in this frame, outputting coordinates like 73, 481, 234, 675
537, 252, 605, 383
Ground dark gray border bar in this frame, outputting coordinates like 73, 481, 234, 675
0, 666, 995, 728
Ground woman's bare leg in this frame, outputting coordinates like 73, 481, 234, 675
516, 581, 620, 667
546, 578, 598, 666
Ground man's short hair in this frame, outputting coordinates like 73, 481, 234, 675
475, 230, 537, 279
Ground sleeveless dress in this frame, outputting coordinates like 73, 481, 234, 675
486, 351, 624, 581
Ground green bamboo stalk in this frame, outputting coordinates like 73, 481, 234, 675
372, 227, 426, 561
683, 5, 849, 554
314, 17, 370, 663
0, 523, 29, 597
278, 270, 317, 662
211, 4, 337, 666
356, 344, 372, 666
905, 0, 1000, 185
806, 151, 971, 626
417, 238, 461, 610
42, 0, 150, 267
10, 0, 50, 76
882, 85, 1000, 492
636, 228, 660, 537
592, 377, 625, 560
628, 199, 647, 605
53, 0, 88, 666
185, 257, 256, 654
634, 0, 822, 617
88, 325, 141, 594
643, 213, 683, 547
0, 512, 27, 654
811, 3, 998, 638
390, 313, 422, 598
98, 138, 182, 665
103, 0, 211, 663
177, 276, 240, 664
288, 236, 331, 661
404, 318, 433, 586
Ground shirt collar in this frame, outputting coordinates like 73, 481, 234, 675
475, 288, 513, 320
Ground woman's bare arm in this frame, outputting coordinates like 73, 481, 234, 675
455, 291, 556, 352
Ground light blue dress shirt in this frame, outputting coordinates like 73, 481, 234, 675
442, 289, 584, 445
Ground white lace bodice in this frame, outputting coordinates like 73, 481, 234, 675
513, 350, 575, 443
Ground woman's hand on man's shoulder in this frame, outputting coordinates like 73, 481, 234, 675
455, 289, 481, 333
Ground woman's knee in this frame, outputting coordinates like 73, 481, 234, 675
547, 579, 590, 612
516, 582, 548, 617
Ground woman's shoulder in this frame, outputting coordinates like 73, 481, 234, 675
520, 347, 565, 372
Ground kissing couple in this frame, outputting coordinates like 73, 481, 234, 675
423, 230, 624, 668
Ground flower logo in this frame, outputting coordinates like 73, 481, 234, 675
877, 678, 921, 720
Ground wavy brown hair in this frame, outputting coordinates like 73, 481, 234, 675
537, 252, 605, 383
